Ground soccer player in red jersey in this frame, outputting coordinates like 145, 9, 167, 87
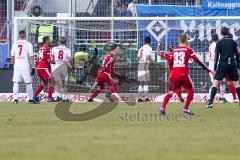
157, 41, 184, 103
33, 36, 55, 102
160, 34, 213, 115
88, 44, 120, 102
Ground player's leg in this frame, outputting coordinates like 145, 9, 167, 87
22, 70, 36, 103
208, 61, 214, 100
47, 77, 55, 102
137, 81, 144, 102
12, 70, 21, 103
226, 80, 237, 102
174, 89, 184, 102
227, 64, 240, 103
160, 91, 174, 115
33, 69, 48, 102
137, 63, 145, 102
105, 74, 117, 102
143, 70, 150, 101
219, 83, 227, 103
182, 76, 194, 115
208, 63, 227, 107
54, 81, 62, 101
160, 75, 180, 115
88, 73, 105, 101
61, 66, 70, 102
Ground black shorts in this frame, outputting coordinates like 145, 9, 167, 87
215, 62, 239, 81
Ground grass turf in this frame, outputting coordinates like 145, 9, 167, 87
0, 102, 240, 160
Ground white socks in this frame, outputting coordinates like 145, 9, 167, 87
220, 84, 226, 98
138, 85, 149, 100
13, 82, 33, 100
13, 82, 19, 100
26, 83, 33, 100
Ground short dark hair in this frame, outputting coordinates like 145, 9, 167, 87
228, 33, 233, 39
110, 43, 118, 51
19, 30, 26, 39
144, 36, 151, 44
221, 27, 229, 36
42, 36, 50, 44
211, 34, 219, 42
19, 30, 26, 35
59, 37, 66, 44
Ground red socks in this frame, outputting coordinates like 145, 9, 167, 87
228, 84, 237, 100
34, 83, 44, 97
162, 93, 173, 108
90, 89, 101, 99
48, 85, 54, 99
185, 90, 194, 109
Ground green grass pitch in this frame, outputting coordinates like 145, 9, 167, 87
0, 102, 240, 160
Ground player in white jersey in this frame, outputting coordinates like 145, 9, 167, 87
137, 36, 154, 102
51, 37, 72, 101
11, 31, 37, 103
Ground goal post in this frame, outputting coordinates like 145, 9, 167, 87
12, 16, 240, 101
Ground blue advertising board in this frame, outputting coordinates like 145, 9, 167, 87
203, 0, 240, 10
135, 5, 240, 51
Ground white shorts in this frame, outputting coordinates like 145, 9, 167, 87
138, 63, 150, 82
52, 64, 68, 82
12, 69, 32, 83
209, 61, 214, 83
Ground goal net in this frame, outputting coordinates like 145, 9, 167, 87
14, 16, 240, 96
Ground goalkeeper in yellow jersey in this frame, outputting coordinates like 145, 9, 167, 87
69, 41, 99, 85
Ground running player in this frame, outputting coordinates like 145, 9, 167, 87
88, 43, 120, 102
157, 41, 185, 103
160, 33, 213, 115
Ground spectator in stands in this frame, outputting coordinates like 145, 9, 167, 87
118, 5, 131, 17
113, 0, 122, 16
127, 0, 136, 17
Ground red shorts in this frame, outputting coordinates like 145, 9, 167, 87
36, 68, 51, 81
169, 74, 194, 91
96, 72, 117, 94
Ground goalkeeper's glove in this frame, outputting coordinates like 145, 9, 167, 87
168, 45, 175, 52
69, 76, 76, 83
90, 40, 96, 49
31, 68, 35, 76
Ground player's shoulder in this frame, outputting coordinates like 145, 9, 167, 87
143, 44, 152, 50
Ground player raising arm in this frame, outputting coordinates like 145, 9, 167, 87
11, 30, 37, 104
33, 36, 55, 102
51, 37, 72, 102
156, 41, 184, 103
88, 43, 120, 102
160, 33, 213, 115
